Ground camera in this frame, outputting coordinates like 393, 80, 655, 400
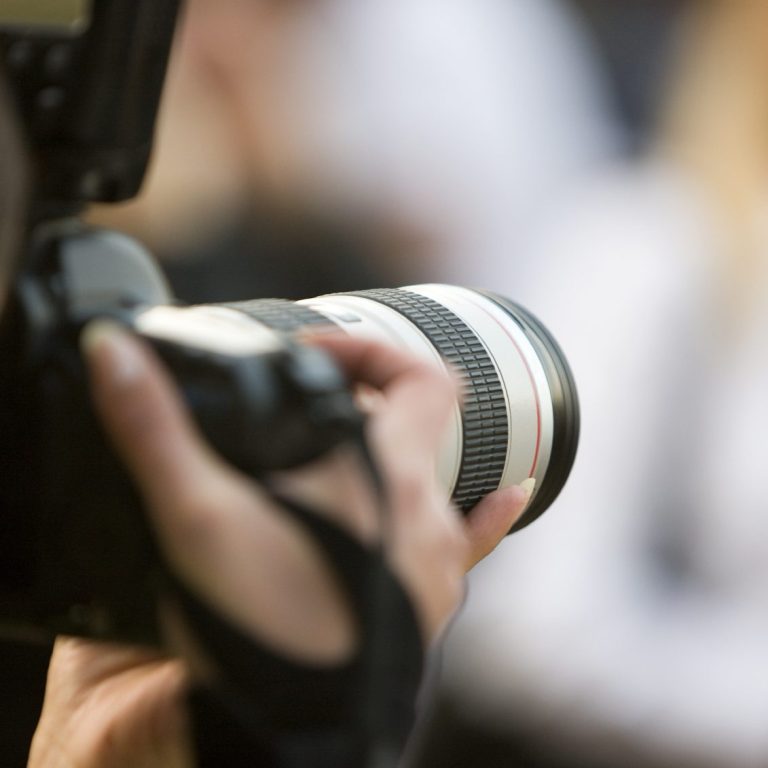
0, 1, 578, 646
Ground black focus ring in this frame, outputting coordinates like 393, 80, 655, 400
217, 299, 334, 334
341, 289, 508, 511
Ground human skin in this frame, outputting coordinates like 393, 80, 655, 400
27, 325, 531, 768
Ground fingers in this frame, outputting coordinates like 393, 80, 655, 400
81, 320, 513, 658
81, 321, 238, 520
309, 334, 458, 459
309, 333, 437, 390
310, 335, 471, 641
82, 321, 357, 663
270, 445, 380, 543
462, 480, 535, 570
315, 333, 532, 578
30, 637, 191, 768
46, 636, 175, 693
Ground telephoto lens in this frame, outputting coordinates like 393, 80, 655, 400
217, 285, 579, 533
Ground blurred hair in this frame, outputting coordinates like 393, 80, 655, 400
657, 1, 768, 318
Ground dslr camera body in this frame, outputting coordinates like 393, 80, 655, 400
0, 1, 578, 646
0, 0, 365, 644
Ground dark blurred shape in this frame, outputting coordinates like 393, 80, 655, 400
410, 696, 595, 768
159, 205, 402, 305
0, 642, 50, 768
0, 65, 27, 314
569, 0, 689, 150
0, 64, 48, 768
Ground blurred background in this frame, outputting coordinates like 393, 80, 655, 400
6, 1, 768, 766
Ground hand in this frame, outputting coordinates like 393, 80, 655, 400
28, 325, 532, 767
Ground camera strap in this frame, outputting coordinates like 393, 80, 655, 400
166, 489, 424, 768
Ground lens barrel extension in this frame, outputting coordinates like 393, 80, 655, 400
222, 285, 579, 533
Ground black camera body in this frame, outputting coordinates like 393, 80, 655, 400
0, 1, 361, 645
0, 0, 580, 649
0, 0, 178, 207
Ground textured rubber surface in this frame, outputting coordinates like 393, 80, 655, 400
343, 289, 508, 511
220, 298, 333, 334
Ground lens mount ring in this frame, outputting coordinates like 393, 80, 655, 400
342, 288, 508, 511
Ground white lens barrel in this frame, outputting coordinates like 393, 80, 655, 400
220, 285, 579, 531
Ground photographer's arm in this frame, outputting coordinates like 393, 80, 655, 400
28, 325, 530, 768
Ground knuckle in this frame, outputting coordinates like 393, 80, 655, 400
423, 519, 468, 577
393, 466, 431, 508
451, 528, 470, 563
443, 525, 469, 566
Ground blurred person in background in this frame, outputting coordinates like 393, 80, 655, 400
424, 2, 768, 767
89, 0, 399, 302
571, 0, 690, 152
90, 0, 618, 302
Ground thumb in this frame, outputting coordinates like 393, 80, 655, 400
80, 321, 232, 520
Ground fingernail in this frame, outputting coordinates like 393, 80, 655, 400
519, 477, 537, 506
80, 321, 145, 386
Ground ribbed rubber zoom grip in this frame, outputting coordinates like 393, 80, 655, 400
218, 299, 334, 334
342, 289, 508, 511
